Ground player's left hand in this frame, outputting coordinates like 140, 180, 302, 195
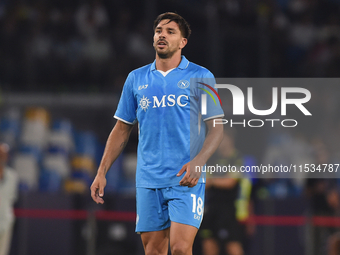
177, 159, 204, 187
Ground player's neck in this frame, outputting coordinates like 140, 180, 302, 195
155, 52, 182, 72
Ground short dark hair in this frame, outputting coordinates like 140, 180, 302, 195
153, 12, 191, 39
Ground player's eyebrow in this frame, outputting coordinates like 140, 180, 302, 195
155, 25, 178, 32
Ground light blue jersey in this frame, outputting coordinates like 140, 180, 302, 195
114, 56, 224, 188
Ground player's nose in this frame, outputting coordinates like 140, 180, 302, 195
158, 30, 166, 38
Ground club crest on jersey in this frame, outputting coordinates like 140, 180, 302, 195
177, 80, 190, 89
139, 95, 151, 111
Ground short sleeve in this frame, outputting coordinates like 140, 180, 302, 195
114, 72, 138, 124
199, 70, 224, 121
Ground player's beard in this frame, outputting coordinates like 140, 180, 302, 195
156, 50, 175, 59
154, 42, 178, 59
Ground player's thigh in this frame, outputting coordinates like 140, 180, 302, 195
167, 184, 205, 229
141, 229, 170, 255
167, 184, 205, 255
170, 222, 198, 255
136, 187, 170, 233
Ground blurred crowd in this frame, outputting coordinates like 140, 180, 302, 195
0, 0, 340, 92
0, 0, 339, 210
217, 0, 340, 78
0, 105, 138, 194
0, 1, 340, 254
0, 0, 153, 92
0, 0, 340, 216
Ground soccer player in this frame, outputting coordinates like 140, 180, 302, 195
90, 12, 224, 255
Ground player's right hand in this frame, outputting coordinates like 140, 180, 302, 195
90, 174, 107, 204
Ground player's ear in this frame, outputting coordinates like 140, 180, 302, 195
179, 38, 188, 49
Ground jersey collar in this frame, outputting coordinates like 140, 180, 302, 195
150, 56, 189, 71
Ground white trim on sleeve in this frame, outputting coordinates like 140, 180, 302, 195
114, 115, 137, 125
203, 114, 225, 122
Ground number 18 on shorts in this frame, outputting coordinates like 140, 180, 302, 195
135, 184, 205, 232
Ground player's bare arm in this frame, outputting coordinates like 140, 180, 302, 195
90, 120, 134, 204
178, 118, 224, 187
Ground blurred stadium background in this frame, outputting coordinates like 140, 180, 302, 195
1, 0, 340, 254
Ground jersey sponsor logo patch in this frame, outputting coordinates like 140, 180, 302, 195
152, 94, 188, 108
138, 84, 148, 90
177, 80, 190, 89
139, 95, 151, 111
140, 94, 189, 111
